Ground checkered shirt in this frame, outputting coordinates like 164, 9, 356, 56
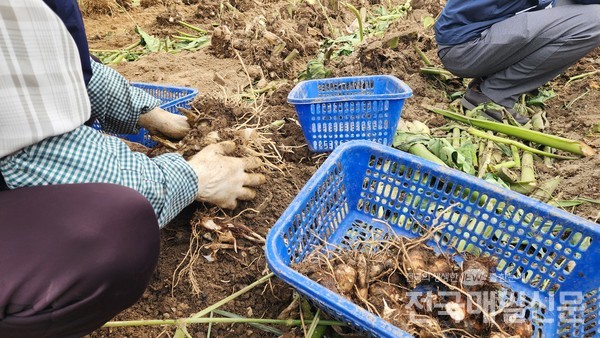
0, 0, 90, 157
89, 60, 162, 134
0, 126, 198, 227
0, 1, 198, 227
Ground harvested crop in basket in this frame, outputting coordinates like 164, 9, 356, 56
293, 225, 534, 338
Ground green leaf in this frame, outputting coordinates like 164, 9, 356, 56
297, 58, 332, 81
549, 200, 585, 208
526, 88, 556, 106
422, 15, 435, 29
426, 138, 476, 175
482, 173, 511, 189
392, 131, 430, 152
135, 26, 161, 52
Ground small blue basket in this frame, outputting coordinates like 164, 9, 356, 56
287, 75, 412, 152
266, 140, 600, 338
93, 82, 198, 147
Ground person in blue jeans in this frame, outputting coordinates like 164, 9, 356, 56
435, 0, 600, 124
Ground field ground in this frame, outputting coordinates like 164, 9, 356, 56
82, 1, 600, 337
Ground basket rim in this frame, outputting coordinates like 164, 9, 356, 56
287, 75, 413, 105
130, 82, 198, 109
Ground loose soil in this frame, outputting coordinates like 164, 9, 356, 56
83, 1, 599, 337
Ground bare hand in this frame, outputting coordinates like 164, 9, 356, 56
138, 107, 191, 139
187, 141, 265, 209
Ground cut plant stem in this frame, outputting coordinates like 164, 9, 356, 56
478, 132, 494, 178
565, 89, 590, 109
495, 166, 519, 184
513, 151, 536, 195
420, 67, 454, 80
452, 127, 461, 148
492, 160, 517, 172
178, 21, 207, 33
413, 44, 432, 66
192, 272, 274, 318
530, 176, 562, 203
511, 145, 521, 167
213, 310, 283, 336
424, 105, 596, 157
345, 3, 363, 42
566, 70, 600, 86
284, 49, 300, 63
409, 143, 448, 167
543, 146, 554, 167
467, 127, 578, 160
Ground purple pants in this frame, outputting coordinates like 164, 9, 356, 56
0, 183, 160, 337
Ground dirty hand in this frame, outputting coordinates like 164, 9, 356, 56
138, 107, 191, 139
187, 141, 265, 209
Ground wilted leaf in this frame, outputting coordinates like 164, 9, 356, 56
427, 138, 476, 175
135, 26, 161, 52
526, 88, 556, 106
549, 200, 585, 208
482, 173, 511, 189
422, 15, 435, 29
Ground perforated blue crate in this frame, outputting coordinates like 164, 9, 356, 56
287, 75, 412, 152
92, 82, 198, 147
266, 140, 600, 338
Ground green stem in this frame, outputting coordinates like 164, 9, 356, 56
467, 128, 578, 160
306, 309, 324, 338
420, 67, 454, 78
478, 133, 494, 179
510, 145, 521, 167
566, 70, 600, 85
213, 310, 283, 336
408, 143, 448, 167
530, 176, 562, 203
177, 21, 206, 33
317, 0, 336, 38
452, 127, 461, 149
192, 273, 274, 318
492, 160, 517, 172
103, 317, 345, 327
511, 151, 536, 195
412, 44, 432, 66
345, 3, 363, 42
284, 49, 300, 63
424, 105, 596, 157
172, 35, 199, 42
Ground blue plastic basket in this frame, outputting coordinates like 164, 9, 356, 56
92, 82, 198, 147
266, 140, 600, 338
287, 75, 412, 152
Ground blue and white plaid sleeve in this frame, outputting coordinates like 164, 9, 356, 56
88, 60, 161, 134
0, 126, 198, 227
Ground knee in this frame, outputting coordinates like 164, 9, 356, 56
0, 184, 160, 337
575, 5, 600, 41
87, 184, 161, 300
63, 184, 161, 334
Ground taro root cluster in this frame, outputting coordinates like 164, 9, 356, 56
294, 233, 534, 338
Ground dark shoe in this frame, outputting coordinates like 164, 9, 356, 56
461, 87, 530, 125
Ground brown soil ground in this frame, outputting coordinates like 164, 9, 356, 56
83, 1, 599, 337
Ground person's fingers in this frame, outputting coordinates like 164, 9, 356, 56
200, 141, 232, 156
243, 173, 266, 187
237, 187, 257, 201
218, 200, 238, 209
242, 156, 262, 170
215, 141, 236, 155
